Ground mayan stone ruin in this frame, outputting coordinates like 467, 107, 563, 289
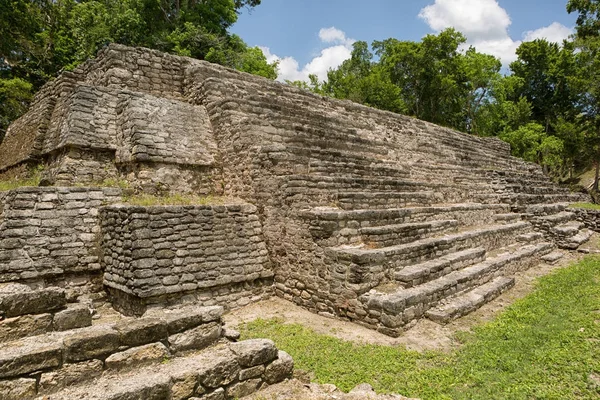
0, 44, 595, 399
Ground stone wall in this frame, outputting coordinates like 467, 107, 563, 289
571, 207, 600, 232
100, 203, 274, 315
0, 187, 121, 294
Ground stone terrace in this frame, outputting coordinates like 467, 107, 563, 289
0, 44, 594, 398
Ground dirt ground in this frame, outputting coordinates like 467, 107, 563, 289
225, 234, 600, 353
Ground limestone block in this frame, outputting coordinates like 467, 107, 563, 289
264, 351, 294, 384
198, 356, 240, 389
164, 306, 224, 335
239, 365, 265, 381
0, 313, 53, 342
39, 359, 103, 394
226, 378, 261, 398
168, 321, 221, 353
196, 387, 225, 400
114, 317, 168, 347
229, 339, 279, 368
105, 342, 169, 370
0, 338, 62, 378
63, 326, 120, 362
53, 304, 92, 331
0, 284, 66, 318
0, 377, 37, 400
171, 370, 198, 400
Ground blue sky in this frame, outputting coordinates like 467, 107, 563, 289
231, 0, 578, 81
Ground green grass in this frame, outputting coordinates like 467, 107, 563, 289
122, 193, 233, 206
571, 202, 600, 211
0, 165, 44, 191
240, 257, 600, 399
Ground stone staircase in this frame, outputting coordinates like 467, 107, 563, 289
0, 287, 292, 399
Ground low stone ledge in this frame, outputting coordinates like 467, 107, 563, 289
100, 202, 273, 315
29, 339, 293, 400
570, 207, 600, 232
0, 284, 66, 318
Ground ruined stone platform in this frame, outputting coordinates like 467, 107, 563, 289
0, 43, 595, 398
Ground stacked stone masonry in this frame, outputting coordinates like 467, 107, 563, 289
0, 43, 593, 357
101, 203, 274, 316
0, 296, 293, 400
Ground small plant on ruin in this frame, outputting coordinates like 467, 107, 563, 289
569, 202, 600, 210
0, 164, 44, 191
121, 193, 238, 206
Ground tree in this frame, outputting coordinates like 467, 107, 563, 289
320, 41, 405, 113
462, 48, 502, 135
374, 29, 469, 128
510, 39, 579, 134
567, 0, 600, 38
568, 1, 600, 189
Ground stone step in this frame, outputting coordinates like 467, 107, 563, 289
516, 232, 544, 243
552, 221, 585, 236
0, 302, 92, 343
537, 211, 576, 225
0, 305, 223, 384
285, 174, 435, 194
503, 184, 570, 195
25, 339, 293, 400
560, 229, 593, 250
329, 222, 532, 272
524, 202, 569, 216
393, 247, 486, 288
541, 251, 564, 265
0, 284, 66, 319
337, 191, 437, 210
494, 213, 522, 223
301, 203, 508, 229
506, 193, 583, 207
361, 242, 553, 333
425, 276, 515, 324
360, 219, 459, 248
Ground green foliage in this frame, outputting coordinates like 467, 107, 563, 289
122, 193, 231, 206
568, 0, 600, 39
241, 256, 600, 399
500, 123, 566, 173
0, 77, 33, 142
0, 164, 44, 191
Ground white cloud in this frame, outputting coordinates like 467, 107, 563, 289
523, 22, 573, 43
319, 27, 355, 47
259, 27, 354, 82
419, 0, 573, 65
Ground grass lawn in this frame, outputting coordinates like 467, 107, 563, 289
240, 257, 600, 399
571, 203, 600, 211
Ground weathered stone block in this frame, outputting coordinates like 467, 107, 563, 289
114, 317, 168, 347
0, 339, 62, 378
105, 342, 169, 370
161, 306, 223, 334
264, 351, 294, 384
63, 326, 120, 362
39, 359, 104, 394
229, 339, 278, 368
0, 284, 66, 318
53, 304, 92, 331
0, 313, 53, 342
0, 377, 37, 400
226, 378, 261, 398
168, 321, 221, 353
